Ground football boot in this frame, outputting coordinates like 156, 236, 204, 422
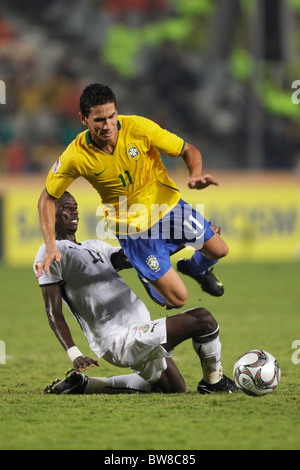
177, 259, 224, 297
197, 374, 238, 394
43, 369, 88, 394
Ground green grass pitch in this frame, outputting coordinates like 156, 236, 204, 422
0, 260, 299, 450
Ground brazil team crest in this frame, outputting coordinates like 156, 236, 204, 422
146, 255, 160, 271
127, 143, 140, 160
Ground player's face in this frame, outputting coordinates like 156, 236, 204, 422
56, 194, 79, 234
79, 102, 118, 147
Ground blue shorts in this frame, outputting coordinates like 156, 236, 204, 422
117, 199, 214, 282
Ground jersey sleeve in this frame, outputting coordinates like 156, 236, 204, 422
46, 143, 79, 199
94, 240, 121, 266
33, 246, 64, 286
137, 116, 185, 157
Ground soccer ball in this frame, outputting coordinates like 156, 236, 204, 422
233, 349, 281, 397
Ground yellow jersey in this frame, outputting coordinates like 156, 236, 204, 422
46, 115, 185, 234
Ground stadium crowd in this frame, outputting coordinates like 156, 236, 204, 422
0, 0, 299, 174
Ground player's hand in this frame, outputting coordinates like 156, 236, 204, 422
187, 174, 219, 190
73, 356, 100, 373
36, 249, 62, 278
211, 224, 221, 235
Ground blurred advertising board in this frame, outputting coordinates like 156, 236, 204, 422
1, 172, 300, 265
185, 174, 300, 262
2, 184, 109, 266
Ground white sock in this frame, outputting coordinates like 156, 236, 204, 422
84, 373, 152, 394
192, 326, 222, 384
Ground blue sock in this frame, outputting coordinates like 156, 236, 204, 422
185, 251, 218, 276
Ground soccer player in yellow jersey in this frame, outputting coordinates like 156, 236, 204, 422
37, 83, 228, 309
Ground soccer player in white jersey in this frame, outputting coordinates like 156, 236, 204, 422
34, 192, 237, 395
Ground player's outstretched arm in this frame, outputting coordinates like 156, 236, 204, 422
41, 284, 99, 372
36, 189, 61, 277
181, 143, 219, 190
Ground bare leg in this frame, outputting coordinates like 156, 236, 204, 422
150, 267, 188, 308
152, 357, 186, 393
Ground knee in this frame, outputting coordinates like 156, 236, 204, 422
220, 243, 229, 258
166, 375, 186, 393
165, 287, 188, 309
169, 296, 187, 309
188, 307, 218, 333
153, 381, 186, 394
203, 239, 229, 260
212, 242, 229, 260
172, 382, 186, 393
152, 270, 188, 308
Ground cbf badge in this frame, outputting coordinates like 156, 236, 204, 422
127, 143, 140, 160
146, 255, 160, 272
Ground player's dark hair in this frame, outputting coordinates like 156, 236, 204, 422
55, 191, 73, 206
80, 83, 117, 117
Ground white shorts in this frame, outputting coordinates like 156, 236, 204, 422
102, 317, 170, 383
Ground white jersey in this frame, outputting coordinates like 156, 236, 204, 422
33, 239, 151, 358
